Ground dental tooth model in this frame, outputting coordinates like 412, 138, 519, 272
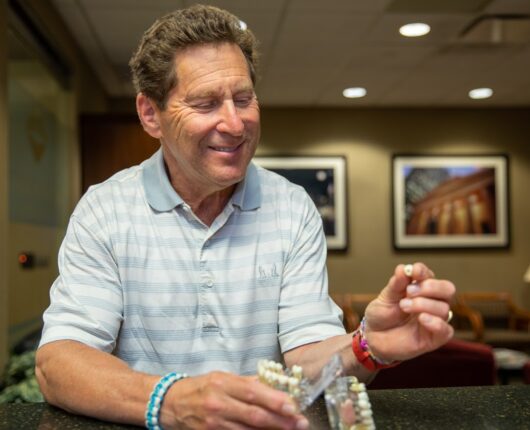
257, 360, 305, 401
257, 356, 375, 429
325, 376, 375, 430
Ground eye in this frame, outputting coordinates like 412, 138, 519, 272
193, 99, 218, 110
234, 95, 253, 107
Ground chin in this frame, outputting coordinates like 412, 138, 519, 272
214, 169, 247, 188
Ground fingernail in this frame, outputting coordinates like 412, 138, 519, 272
406, 284, 421, 296
420, 314, 432, 324
296, 418, 309, 430
400, 298, 412, 311
282, 403, 296, 415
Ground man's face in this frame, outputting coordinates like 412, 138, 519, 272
157, 42, 260, 195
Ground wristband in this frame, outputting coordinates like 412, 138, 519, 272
145, 372, 187, 430
352, 317, 401, 371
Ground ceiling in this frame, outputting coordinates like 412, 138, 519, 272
50, 0, 530, 107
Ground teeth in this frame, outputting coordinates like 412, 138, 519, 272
213, 147, 236, 152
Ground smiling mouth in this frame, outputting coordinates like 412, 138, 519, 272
212, 147, 237, 152
210, 142, 243, 153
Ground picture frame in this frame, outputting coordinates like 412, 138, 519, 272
253, 155, 348, 251
392, 154, 510, 249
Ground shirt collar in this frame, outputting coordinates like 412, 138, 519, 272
142, 149, 261, 212
232, 162, 260, 210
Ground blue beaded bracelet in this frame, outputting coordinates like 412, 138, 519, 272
145, 372, 187, 430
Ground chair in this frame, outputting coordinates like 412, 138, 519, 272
524, 361, 530, 384
331, 293, 376, 332
330, 293, 498, 388
453, 292, 530, 352
451, 299, 484, 342
369, 339, 497, 389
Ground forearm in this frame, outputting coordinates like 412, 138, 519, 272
35, 340, 159, 426
284, 334, 376, 384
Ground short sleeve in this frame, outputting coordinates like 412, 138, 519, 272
39, 213, 123, 352
277, 190, 345, 353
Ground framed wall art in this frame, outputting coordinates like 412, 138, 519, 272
392, 154, 510, 249
253, 155, 348, 251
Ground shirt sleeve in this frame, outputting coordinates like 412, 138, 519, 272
39, 212, 123, 352
277, 188, 346, 353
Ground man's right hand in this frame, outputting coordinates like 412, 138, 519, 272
160, 372, 309, 430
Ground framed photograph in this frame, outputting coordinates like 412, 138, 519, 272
253, 155, 348, 251
392, 154, 510, 249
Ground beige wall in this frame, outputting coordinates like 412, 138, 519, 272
9, 224, 62, 329
258, 108, 530, 308
1, 0, 9, 370
3, 0, 110, 350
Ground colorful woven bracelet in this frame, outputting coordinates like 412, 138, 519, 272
352, 317, 401, 371
145, 372, 187, 430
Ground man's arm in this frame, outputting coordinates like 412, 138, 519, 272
283, 262, 455, 381
36, 340, 308, 429
284, 334, 375, 383
36, 340, 158, 425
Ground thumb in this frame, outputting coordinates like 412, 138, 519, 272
378, 264, 411, 303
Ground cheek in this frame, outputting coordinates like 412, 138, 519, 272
165, 119, 207, 151
183, 113, 218, 137
243, 107, 261, 134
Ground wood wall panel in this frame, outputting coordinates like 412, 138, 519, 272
80, 115, 159, 192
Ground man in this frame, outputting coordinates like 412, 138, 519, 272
36, 5, 455, 430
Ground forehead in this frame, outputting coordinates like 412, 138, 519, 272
173, 43, 253, 93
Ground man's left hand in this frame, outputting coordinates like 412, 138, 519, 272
363, 262, 455, 363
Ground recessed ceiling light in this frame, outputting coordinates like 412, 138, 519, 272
399, 23, 431, 37
468, 88, 493, 99
343, 87, 367, 98
239, 20, 247, 31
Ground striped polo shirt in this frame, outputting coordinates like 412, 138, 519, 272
40, 149, 345, 376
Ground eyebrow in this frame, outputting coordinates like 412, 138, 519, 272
186, 85, 254, 101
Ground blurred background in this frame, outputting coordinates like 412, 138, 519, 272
1, 0, 529, 377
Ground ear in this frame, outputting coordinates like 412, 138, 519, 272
136, 93, 162, 139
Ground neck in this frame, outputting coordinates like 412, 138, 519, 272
161, 155, 237, 226
184, 186, 235, 226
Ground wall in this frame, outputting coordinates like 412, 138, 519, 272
0, 0, 9, 370
258, 108, 530, 307
4, 0, 110, 350
7, 59, 72, 344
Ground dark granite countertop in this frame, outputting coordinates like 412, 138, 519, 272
1, 385, 528, 429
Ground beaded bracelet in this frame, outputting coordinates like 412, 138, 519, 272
352, 317, 401, 371
145, 372, 187, 430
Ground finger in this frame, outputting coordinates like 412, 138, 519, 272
379, 263, 436, 304
205, 400, 299, 430
402, 262, 435, 282
406, 279, 456, 300
202, 385, 304, 430
234, 403, 307, 430
215, 419, 253, 430
235, 376, 298, 417
221, 376, 308, 429
399, 296, 450, 320
418, 313, 455, 343
378, 271, 410, 303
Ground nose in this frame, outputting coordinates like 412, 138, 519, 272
217, 100, 244, 137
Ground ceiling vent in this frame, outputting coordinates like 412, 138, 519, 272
459, 15, 530, 44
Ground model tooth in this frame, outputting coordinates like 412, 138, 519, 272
358, 392, 369, 401
358, 399, 370, 409
360, 410, 373, 418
